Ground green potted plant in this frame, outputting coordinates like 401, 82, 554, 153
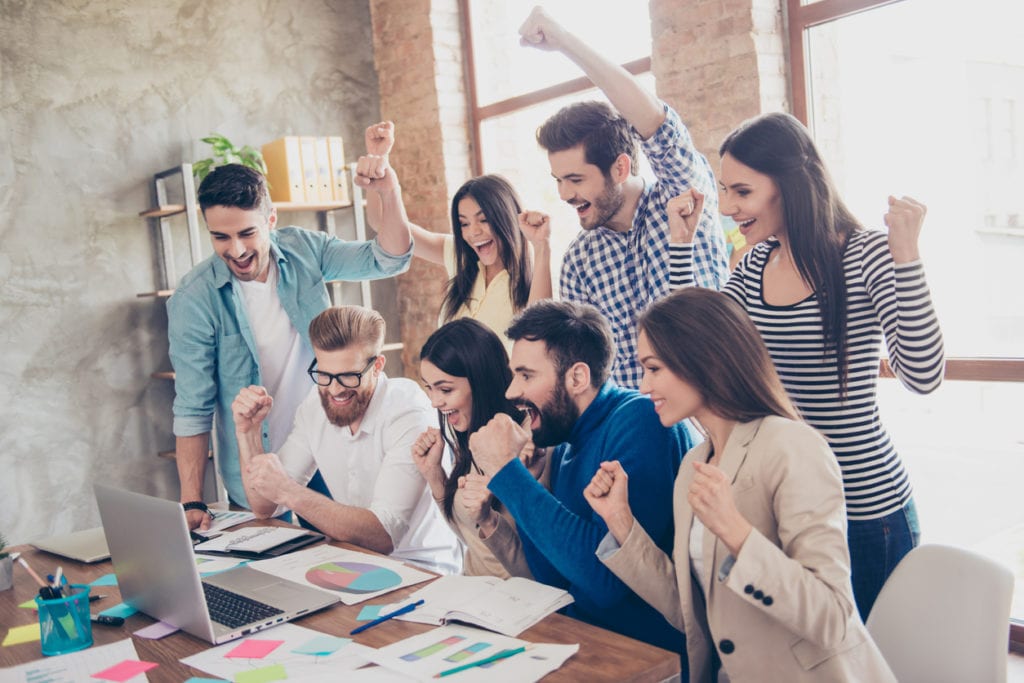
0, 533, 12, 591
192, 133, 268, 183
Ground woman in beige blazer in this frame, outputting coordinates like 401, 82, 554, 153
584, 288, 894, 682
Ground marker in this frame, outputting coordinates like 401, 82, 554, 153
434, 645, 530, 678
349, 599, 425, 635
91, 614, 125, 627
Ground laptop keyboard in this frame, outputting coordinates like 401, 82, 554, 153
202, 582, 285, 630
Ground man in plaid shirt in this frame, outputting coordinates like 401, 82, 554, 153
520, 7, 728, 389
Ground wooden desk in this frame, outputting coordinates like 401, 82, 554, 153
1, 541, 680, 682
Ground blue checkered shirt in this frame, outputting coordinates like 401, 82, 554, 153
559, 104, 728, 389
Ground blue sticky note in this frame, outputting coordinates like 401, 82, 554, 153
356, 605, 383, 621
99, 602, 138, 618
292, 634, 350, 656
90, 573, 119, 587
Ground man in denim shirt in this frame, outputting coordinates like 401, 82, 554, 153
168, 163, 412, 529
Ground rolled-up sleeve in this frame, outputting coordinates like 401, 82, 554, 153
367, 404, 433, 544
167, 289, 217, 436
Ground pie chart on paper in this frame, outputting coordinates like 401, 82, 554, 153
304, 561, 402, 594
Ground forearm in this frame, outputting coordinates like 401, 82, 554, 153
236, 432, 280, 518
527, 241, 553, 305
284, 487, 395, 554
175, 433, 210, 502
372, 185, 413, 257
554, 32, 663, 138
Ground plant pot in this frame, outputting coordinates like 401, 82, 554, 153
0, 556, 12, 591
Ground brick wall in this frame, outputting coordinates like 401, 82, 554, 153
369, 0, 473, 378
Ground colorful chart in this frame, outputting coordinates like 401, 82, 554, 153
444, 641, 491, 662
400, 635, 465, 662
304, 561, 402, 594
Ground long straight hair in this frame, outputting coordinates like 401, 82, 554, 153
720, 112, 862, 397
441, 175, 532, 322
639, 288, 798, 423
419, 319, 518, 520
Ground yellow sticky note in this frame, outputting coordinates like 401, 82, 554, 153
3, 623, 41, 646
235, 663, 288, 683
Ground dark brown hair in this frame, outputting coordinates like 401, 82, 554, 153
720, 112, 861, 397
639, 288, 798, 422
197, 163, 271, 217
536, 101, 639, 176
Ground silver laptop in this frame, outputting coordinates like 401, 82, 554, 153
94, 484, 338, 644
33, 527, 110, 563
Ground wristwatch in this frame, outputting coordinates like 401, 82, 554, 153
181, 501, 210, 515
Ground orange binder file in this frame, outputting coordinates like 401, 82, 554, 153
261, 137, 305, 203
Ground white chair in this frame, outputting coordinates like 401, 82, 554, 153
865, 543, 1014, 683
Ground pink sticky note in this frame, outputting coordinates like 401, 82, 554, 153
225, 638, 285, 659
91, 659, 159, 682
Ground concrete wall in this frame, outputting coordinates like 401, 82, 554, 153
0, 0, 380, 544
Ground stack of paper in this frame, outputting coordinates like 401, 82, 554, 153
396, 575, 574, 636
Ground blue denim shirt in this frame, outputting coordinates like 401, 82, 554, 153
167, 226, 412, 506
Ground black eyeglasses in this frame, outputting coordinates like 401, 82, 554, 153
307, 357, 377, 388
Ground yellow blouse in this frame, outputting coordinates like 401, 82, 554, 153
441, 236, 516, 348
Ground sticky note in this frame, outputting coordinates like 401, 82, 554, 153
184, 679, 227, 683
90, 573, 119, 586
356, 604, 384, 621
225, 638, 285, 659
100, 602, 138, 619
292, 634, 350, 655
134, 620, 179, 639
17, 598, 36, 609
2, 623, 41, 646
235, 663, 288, 683
91, 659, 159, 682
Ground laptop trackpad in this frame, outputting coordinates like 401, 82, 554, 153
206, 566, 320, 606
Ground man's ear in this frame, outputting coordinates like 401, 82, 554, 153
610, 153, 632, 184
267, 207, 278, 230
564, 362, 592, 396
374, 354, 387, 375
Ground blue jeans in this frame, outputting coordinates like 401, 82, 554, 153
847, 499, 921, 620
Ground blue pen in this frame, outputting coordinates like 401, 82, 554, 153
350, 599, 425, 635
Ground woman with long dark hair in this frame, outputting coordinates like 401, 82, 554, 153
585, 288, 895, 682
667, 112, 944, 618
411, 318, 537, 577
362, 122, 552, 343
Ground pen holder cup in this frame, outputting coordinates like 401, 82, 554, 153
34, 584, 93, 656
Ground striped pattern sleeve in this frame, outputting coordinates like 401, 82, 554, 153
859, 233, 945, 394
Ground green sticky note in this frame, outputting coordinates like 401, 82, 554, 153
57, 613, 79, 639
3, 623, 41, 646
17, 599, 36, 610
235, 663, 288, 683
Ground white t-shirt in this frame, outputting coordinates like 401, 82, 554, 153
277, 374, 463, 575
236, 264, 313, 452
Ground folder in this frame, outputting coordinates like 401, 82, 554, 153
327, 136, 351, 204
313, 137, 334, 202
261, 136, 306, 202
299, 136, 320, 204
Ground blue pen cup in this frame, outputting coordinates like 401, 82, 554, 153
34, 584, 93, 656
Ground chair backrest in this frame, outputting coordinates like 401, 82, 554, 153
865, 543, 1014, 683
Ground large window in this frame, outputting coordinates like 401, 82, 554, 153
788, 0, 1024, 630
461, 0, 653, 263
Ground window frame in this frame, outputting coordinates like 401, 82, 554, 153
787, 0, 1024, 650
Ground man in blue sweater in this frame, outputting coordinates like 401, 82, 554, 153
469, 300, 695, 658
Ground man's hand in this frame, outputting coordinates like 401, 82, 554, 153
583, 460, 634, 544
518, 6, 568, 52
354, 154, 399, 194
412, 427, 446, 492
185, 509, 212, 531
884, 194, 926, 264
667, 190, 703, 244
518, 210, 551, 246
365, 121, 395, 157
468, 413, 530, 476
246, 452, 298, 506
232, 386, 273, 435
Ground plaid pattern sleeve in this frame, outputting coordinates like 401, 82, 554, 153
559, 104, 729, 389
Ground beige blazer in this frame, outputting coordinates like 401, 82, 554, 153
602, 416, 895, 682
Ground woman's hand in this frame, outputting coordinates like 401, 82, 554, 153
688, 461, 752, 556
884, 195, 926, 264
518, 210, 551, 246
583, 461, 634, 544
667, 189, 704, 244
411, 427, 447, 495
459, 472, 498, 536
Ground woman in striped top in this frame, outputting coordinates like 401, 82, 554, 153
666, 112, 944, 618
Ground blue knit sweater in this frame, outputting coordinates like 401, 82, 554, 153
488, 381, 697, 654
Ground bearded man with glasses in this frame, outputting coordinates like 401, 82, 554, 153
231, 305, 461, 574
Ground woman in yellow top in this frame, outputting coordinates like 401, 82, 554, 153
360, 122, 552, 342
